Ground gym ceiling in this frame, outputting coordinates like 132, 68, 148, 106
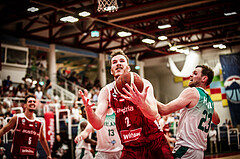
1, 0, 239, 60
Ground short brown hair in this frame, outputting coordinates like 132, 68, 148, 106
25, 94, 36, 103
196, 65, 214, 86
110, 49, 129, 65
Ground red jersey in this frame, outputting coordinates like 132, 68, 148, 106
107, 82, 163, 147
11, 113, 42, 158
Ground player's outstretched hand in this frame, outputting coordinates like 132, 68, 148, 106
79, 89, 95, 110
122, 83, 149, 107
47, 155, 52, 159
74, 131, 89, 144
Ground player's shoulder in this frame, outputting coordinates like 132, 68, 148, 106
183, 87, 198, 93
181, 87, 199, 97
16, 113, 25, 117
142, 78, 152, 86
105, 81, 114, 89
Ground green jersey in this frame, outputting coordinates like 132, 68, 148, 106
175, 87, 214, 151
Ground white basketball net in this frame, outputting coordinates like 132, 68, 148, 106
97, 0, 119, 12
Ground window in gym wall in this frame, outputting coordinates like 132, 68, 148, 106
7, 48, 27, 65
1, 44, 28, 67
1, 47, 5, 62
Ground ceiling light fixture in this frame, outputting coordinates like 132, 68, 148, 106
142, 38, 155, 44
60, 16, 79, 23
117, 31, 132, 37
79, 11, 91, 17
192, 46, 199, 50
158, 24, 171, 29
27, 7, 39, 12
224, 12, 237, 16
213, 44, 226, 49
169, 46, 177, 51
158, 36, 168, 41
135, 65, 140, 70
91, 31, 99, 37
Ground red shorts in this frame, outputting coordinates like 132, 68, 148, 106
11, 155, 37, 159
120, 134, 173, 159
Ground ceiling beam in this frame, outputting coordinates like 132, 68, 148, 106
109, 0, 217, 22
30, 0, 156, 39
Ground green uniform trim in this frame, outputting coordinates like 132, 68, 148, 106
174, 146, 189, 158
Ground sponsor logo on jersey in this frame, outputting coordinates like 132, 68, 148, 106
22, 129, 38, 135
111, 139, 116, 145
117, 106, 134, 114
112, 92, 117, 97
22, 119, 25, 125
120, 128, 142, 143
20, 146, 35, 155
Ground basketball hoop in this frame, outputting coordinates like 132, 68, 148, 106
97, 0, 119, 12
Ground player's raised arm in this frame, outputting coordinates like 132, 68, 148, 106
80, 87, 109, 130
0, 115, 17, 138
157, 87, 197, 116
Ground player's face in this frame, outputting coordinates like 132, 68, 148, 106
189, 67, 203, 87
111, 55, 130, 79
26, 97, 37, 112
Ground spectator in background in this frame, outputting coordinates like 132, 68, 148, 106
59, 100, 68, 121
3, 93, 13, 110
0, 103, 7, 117
3, 75, 12, 92
159, 115, 176, 151
34, 86, 44, 116
52, 133, 69, 159
16, 87, 25, 98
68, 71, 77, 83
71, 100, 81, 124
209, 126, 218, 154
228, 120, 233, 129
92, 89, 99, 103
25, 76, 33, 91
44, 75, 52, 99
223, 119, 228, 126
35, 86, 43, 100
0, 137, 6, 159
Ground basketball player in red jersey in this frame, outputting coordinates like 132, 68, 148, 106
79, 49, 173, 159
0, 95, 52, 159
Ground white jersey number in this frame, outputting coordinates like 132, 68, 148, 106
125, 117, 131, 127
28, 137, 32, 145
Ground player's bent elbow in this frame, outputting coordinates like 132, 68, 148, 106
212, 117, 220, 125
93, 124, 103, 130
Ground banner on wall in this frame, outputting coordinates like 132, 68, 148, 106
220, 53, 240, 126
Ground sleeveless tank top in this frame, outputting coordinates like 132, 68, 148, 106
96, 111, 123, 152
175, 87, 214, 150
11, 113, 42, 156
107, 82, 163, 147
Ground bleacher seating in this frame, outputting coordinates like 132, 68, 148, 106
228, 128, 240, 151
218, 125, 229, 152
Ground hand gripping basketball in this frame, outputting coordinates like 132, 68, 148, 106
122, 82, 150, 107
115, 71, 144, 95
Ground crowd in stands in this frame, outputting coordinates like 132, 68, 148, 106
0, 73, 100, 119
